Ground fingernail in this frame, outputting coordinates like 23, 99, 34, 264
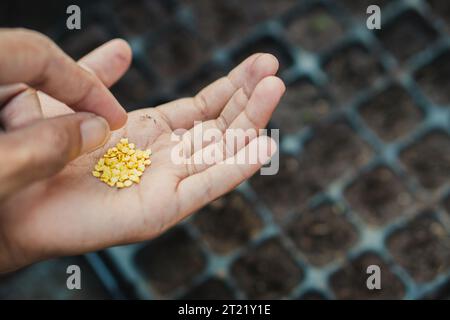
80, 116, 110, 154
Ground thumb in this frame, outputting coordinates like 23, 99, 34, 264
0, 113, 109, 200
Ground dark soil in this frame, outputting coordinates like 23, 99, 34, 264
298, 290, 327, 300
60, 25, 111, 60
428, 0, 450, 32
146, 27, 209, 81
193, 193, 263, 255
114, 0, 169, 37
231, 238, 303, 299
330, 252, 405, 299
359, 85, 423, 141
387, 213, 450, 282
345, 167, 414, 226
271, 79, 332, 134
232, 36, 294, 74
250, 155, 320, 221
252, 122, 372, 221
415, 50, 450, 106
285, 204, 358, 266
0, 256, 109, 299
111, 67, 155, 111
300, 121, 373, 185
286, 6, 344, 53
377, 11, 438, 63
339, 0, 390, 17
186, 0, 256, 47
187, 0, 296, 46
324, 45, 384, 104
400, 131, 450, 191
134, 228, 206, 295
181, 277, 235, 300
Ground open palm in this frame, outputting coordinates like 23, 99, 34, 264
0, 41, 284, 271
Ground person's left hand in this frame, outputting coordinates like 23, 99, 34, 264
0, 37, 284, 272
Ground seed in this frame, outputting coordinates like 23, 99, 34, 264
124, 180, 133, 187
92, 171, 101, 177
116, 182, 125, 188
92, 138, 152, 189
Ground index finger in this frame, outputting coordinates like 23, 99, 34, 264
0, 28, 127, 129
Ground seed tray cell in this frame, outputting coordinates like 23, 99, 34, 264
324, 45, 385, 104
133, 228, 206, 295
285, 6, 345, 53
285, 204, 358, 266
330, 252, 405, 299
387, 213, 450, 283
358, 85, 424, 142
345, 166, 414, 226
377, 10, 438, 64
400, 131, 450, 191
192, 193, 263, 255
230, 238, 304, 299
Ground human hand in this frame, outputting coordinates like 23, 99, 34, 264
0, 29, 285, 272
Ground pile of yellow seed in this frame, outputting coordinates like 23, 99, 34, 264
92, 138, 151, 188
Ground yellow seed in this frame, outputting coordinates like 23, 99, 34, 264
129, 175, 140, 183
110, 176, 119, 184
93, 138, 151, 188
92, 171, 101, 177
124, 180, 133, 187
116, 181, 125, 188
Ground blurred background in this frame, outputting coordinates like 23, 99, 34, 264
0, 0, 449, 299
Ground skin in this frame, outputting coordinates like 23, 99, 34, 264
0, 29, 285, 272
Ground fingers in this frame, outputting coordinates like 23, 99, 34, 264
0, 113, 109, 201
177, 136, 277, 216
0, 88, 42, 130
78, 39, 132, 88
40, 38, 133, 118
183, 76, 285, 175
156, 53, 279, 129
0, 29, 127, 129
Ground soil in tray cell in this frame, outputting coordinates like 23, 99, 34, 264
400, 131, 450, 191
377, 11, 438, 63
330, 252, 405, 299
285, 204, 358, 266
285, 6, 345, 53
324, 45, 384, 104
345, 166, 414, 226
387, 213, 450, 283
134, 228, 206, 295
231, 238, 303, 299
359, 85, 423, 142
193, 193, 263, 255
